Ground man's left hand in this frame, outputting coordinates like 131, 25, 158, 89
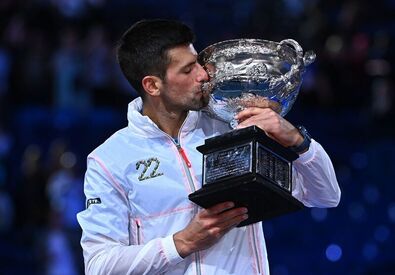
235, 107, 303, 148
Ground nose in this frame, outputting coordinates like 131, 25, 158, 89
196, 63, 209, 82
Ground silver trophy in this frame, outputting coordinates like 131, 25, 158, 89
200, 38, 315, 127
189, 39, 315, 226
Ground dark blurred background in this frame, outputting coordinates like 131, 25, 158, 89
0, 0, 394, 274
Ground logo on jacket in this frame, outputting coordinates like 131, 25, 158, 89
136, 157, 164, 181
86, 197, 101, 208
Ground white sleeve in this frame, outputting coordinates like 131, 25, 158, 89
76, 156, 184, 274
291, 139, 341, 207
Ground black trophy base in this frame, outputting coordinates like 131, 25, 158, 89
189, 173, 304, 226
189, 125, 304, 227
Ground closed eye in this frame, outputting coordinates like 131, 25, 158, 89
181, 60, 197, 74
183, 67, 193, 74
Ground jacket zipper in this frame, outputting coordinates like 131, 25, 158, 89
177, 146, 192, 167
172, 114, 201, 275
173, 140, 202, 275
251, 225, 262, 274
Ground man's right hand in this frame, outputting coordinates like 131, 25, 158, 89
173, 201, 248, 258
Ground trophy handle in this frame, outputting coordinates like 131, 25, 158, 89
278, 39, 315, 94
279, 39, 316, 69
279, 39, 303, 60
279, 39, 304, 75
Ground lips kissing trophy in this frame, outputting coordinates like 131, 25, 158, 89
188, 38, 316, 226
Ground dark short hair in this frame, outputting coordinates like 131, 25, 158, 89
116, 19, 195, 98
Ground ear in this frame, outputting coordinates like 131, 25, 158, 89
141, 76, 162, 97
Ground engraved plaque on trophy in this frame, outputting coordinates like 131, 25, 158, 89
188, 39, 316, 226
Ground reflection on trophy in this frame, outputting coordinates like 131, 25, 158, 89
188, 38, 316, 226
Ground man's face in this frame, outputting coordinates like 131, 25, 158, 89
160, 44, 209, 112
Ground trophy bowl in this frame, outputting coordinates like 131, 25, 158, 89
198, 38, 315, 127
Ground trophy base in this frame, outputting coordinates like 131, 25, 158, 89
189, 173, 304, 226
189, 125, 304, 226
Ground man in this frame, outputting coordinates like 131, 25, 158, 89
77, 19, 340, 274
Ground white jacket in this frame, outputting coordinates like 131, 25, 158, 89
77, 97, 341, 275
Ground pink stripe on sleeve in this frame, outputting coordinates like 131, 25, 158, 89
90, 154, 129, 204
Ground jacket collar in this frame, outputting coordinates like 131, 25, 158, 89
127, 97, 200, 138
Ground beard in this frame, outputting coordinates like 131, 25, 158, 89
188, 90, 210, 111
160, 81, 211, 112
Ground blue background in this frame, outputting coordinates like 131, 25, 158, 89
0, 0, 394, 274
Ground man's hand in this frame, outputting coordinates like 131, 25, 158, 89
235, 107, 304, 148
173, 201, 248, 258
